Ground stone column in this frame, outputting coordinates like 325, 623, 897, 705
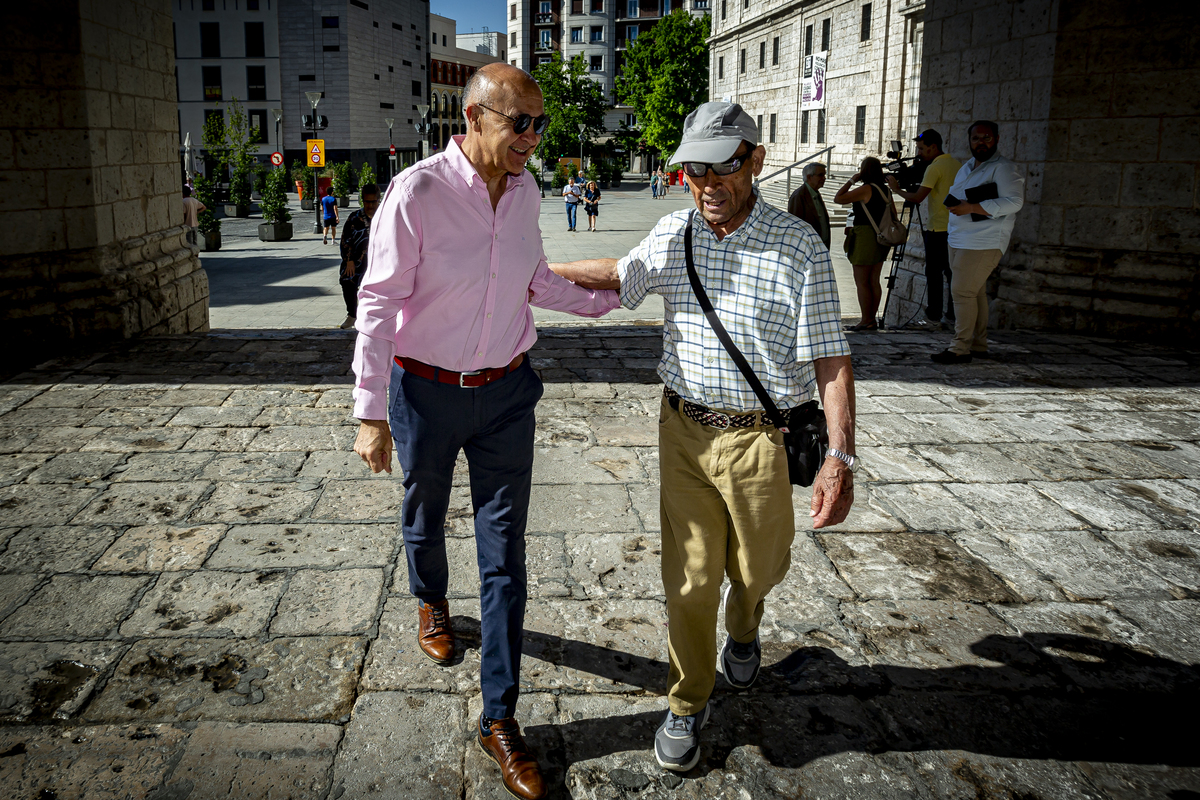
2, 0, 209, 369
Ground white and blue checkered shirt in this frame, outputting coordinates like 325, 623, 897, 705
618, 197, 850, 412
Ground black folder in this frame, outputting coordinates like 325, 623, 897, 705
944, 182, 999, 221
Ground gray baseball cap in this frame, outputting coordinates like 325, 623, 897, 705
669, 102, 759, 165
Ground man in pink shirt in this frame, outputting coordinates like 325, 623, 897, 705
351, 63, 618, 800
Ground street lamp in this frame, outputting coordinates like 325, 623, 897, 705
414, 105, 431, 162
305, 91, 322, 234
577, 122, 586, 174
271, 108, 283, 151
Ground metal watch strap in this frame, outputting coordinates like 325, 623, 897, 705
827, 447, 858, 472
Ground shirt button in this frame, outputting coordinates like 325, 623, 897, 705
487, 313, 492, 318
478, 351, 483, 356
491, 272, 496, 278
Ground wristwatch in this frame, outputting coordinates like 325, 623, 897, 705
827, 448, 859, 473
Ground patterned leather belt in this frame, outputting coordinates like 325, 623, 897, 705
664, 388, 770, 430
395, 353, 525, 388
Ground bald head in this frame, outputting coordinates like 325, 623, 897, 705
463, 63, 539, 122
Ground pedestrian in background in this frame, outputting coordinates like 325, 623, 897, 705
321, 186, 339, 244
834, 157, 895, 331
562, 175, 582, 231
787, 162, 831, 248
887, 129, 961, 328
338, 183, 379, 329
181, 185, 205, 246
651, 170, 660, 199
933, 120, 1024, 364
583, 180, 601, 232
660, 168, 670, 196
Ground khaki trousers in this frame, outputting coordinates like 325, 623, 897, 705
658, 396, 795, 716
948, 247, 1003, 355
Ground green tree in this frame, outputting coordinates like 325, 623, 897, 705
616, 11, 710, 157
202, 98, 261, 207
259, 167, 292, 224
531, 53, 608, 162
331, 161, 352, 200
357, 161, 377, 190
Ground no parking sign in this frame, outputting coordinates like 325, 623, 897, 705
269, 151, 283, 166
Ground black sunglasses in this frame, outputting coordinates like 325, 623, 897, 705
682, 148, 752, 178
477, 103, 550, 136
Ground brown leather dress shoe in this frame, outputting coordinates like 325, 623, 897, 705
417, 599, 455, 665
478, 716, 547, 800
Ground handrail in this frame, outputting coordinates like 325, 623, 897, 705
755, 146, 834, 185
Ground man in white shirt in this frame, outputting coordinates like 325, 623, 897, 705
933, 120, 1025, 364
562, 176, 582, 231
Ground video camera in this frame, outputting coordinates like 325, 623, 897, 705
883, 139, 927, 194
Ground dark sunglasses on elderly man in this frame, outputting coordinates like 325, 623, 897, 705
477, 104, 550, 136
682, 149, 752, 178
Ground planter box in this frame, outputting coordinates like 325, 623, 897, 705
611, 177, 622, 188
258, 222, 293, 242
599, 179, 610, 189
338, 197, 350, 208
224, 204, 251, 218
202, 230, 221, 251
301, 198, 314, 211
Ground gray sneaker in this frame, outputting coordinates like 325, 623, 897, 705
654, 705, 710, 772
721, 583, 761, 689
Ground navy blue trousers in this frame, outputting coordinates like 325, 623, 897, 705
388, 357, 542, 719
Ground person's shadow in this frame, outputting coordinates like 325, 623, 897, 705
454, 618, 1200, 796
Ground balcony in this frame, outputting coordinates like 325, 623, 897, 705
535, 41, 556, 52
535, 12, 555, 24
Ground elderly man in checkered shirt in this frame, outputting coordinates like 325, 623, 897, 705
551, 101, 857, 772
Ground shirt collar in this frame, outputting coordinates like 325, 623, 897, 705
445, 135, 524, 190
696, 193, 765, 242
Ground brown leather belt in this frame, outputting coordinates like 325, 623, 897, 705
395, 353, 525, 388
664, 387, 771, 429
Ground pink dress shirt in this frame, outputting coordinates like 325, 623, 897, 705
352, 136, 619, 420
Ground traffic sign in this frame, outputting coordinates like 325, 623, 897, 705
389, 144, 396, 155
269, 151, 283, 166
307, 139, 325, 167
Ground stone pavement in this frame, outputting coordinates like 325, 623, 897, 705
203, 183, 866, 330
1, 323, 1199, 798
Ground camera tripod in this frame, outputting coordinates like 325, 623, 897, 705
880, 200, 926, 330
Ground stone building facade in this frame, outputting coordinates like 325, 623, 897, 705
3, 0, 207, 370
278, 0, 427, 181
429, 15, 503, 154
885, 0, 1198, 341
710, 0, 925, 174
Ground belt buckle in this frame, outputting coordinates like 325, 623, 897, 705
710, 411, 731, 429
459, 369, 483, 387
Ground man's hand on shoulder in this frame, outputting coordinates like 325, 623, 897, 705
354, 419, 393, 474
810, 456, 853, 529
549, 259, 620, 291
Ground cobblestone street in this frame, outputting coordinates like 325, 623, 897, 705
1, 323, 1198, 799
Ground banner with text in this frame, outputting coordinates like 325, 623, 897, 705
801, 53, 828, 111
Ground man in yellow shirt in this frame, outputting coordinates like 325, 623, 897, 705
888, 129, 961, 327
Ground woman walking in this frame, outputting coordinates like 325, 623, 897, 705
834, 157, 895, 331
583, 180, 602, 231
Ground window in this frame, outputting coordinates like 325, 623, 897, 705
861, 4, 871, 41
627, 0, 639, 15
717, 55, 724, 79
759, 41, 765, 69
202, 66, 221, 101
540, 1, 551, 11
374, 73, 380, 80
248, 109, 268, 144
538, 55, 552, 64
323, 45, 340, 51
388, 65, 394, 72
721, 0, 726, 19
756, 114, 762, 135
511, 4, 517, 19
743, 0, 748, 6
817, 109, 826, 143
349, 0, 367, 7
199, 22, 220, 58
769, 113, 776, 143
444, 35, 448, 45
540, 29, 552, 47
299, 74, 316, 81
800, 110, 809, 143
244, 22, 265, 57
201, 0, 214, 9
511, 31, 516, 47
248, 0, 260, 8
625, 112, 637, 126
772, 36, 779, 65
380, 102, 394, 109
246, 65, 266, 100
821, 18, 830, 50
590, 55, 603, 71
590, 26, 603, 41
626, 25, 638, 41
393, 22, 403, 30
854, 105, 866, 144
322, 16, 339, 28
402, 59, 412, 66
412, 80, 422, 96
739, 48, 745, 73
571, 27, 583, 42
592, 0, 604, 10
804, 24, 813, 56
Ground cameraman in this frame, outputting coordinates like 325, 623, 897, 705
886, 130, 960, 327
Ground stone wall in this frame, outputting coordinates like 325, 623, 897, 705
2, 0, 207, 370
885, 0, 1199, 341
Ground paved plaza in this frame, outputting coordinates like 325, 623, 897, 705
0, 186, 1198, 799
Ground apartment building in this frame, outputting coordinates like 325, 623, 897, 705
508, 0, 711, 132
709, 0, 924, 174
429, 15, 504, 153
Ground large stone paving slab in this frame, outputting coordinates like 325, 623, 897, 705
990, 531, 1178, 601
0, 484, 101, 526
0, 641, 130, 722
91, 524, 227, 572
190, 480, 322, 524
0, 575, 150, 639
86, 636, 366, 723
205, 523, 399, 568
0, 526, 120, 573
120, 570, 288, 638
270, 568, 385, 635
74, 481, 210, 525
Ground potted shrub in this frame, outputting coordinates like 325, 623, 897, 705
257, 167, 293, 242
610, 161, 623, 189
225, 165, 252, 217
332, 161, 352, 208
195, 174, 221, 251
357, 162, 377, 202
251, 163, 269, 201
296, 163, 315, 210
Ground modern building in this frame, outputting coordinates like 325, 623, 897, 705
278, 0, 428, 182
456, 29, 507, 60
709, 0, 924, 175
173, 0, 284, 176
429, 15, 504, 153
508, 0, 710, 135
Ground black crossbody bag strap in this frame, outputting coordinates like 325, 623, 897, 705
682, 211, 790, 432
